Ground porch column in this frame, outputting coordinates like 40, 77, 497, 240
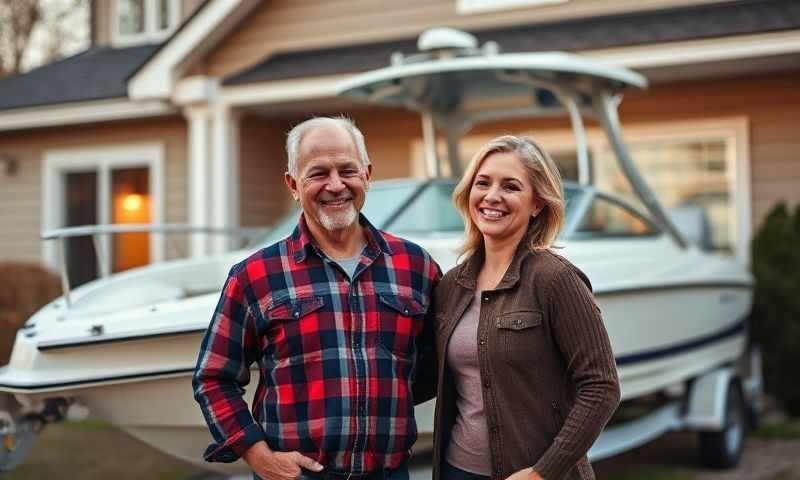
210, 102, 241, 254
184, 105, 212, 258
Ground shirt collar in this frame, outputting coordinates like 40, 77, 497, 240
289, 212, 394, 263
455, 221, 537, 291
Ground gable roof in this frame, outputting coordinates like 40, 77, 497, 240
225, 0, 800, 85
0, 45, 159, 111
128, 0, 262, 100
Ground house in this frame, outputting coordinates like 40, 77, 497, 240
0, 0, 798, 287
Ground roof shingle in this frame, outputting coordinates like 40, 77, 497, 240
0, 44, 159, 111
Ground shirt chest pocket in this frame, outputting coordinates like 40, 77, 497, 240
377, 293, 427, 358
495, 310, 545, 367
267, 296, 326, 358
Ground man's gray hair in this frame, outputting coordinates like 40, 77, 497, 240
285, 116, 370, 178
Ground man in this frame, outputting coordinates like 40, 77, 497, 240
193, 116, 440, 480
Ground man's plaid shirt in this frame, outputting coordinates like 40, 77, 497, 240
193, 214, 441, 473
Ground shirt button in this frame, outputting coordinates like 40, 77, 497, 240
479, 339, 486, 345
483, 381, 490, 389
482, 296, 489, 302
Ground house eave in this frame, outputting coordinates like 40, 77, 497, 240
0, 98, 177, 133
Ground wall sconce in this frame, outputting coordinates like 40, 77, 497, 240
0, 153, 18, 177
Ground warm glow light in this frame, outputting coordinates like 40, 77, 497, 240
122, 194, 143, 212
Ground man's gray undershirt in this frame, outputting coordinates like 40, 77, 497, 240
334, 253, 361, 280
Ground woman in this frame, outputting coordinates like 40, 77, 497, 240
432, 136, 620, 480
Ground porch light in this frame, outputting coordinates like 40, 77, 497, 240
122, 194, 144, 212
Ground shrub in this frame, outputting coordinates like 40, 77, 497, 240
750, 202, 800, 417
0, 262, 62, 364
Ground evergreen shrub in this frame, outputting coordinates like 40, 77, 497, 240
750, 202, 800, 416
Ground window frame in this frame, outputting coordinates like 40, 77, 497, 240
42, 143, 166, 273
111, 0, 181, 47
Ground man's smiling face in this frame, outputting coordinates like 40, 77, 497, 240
286, 123, 371, 234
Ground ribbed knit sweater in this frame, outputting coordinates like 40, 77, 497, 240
431, 232, 620, 480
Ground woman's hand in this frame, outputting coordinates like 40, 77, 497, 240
504, 467, 544, 480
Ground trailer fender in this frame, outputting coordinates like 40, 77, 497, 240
684, 367, 737, 431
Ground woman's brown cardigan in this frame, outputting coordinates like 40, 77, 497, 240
431, 240, 620, 480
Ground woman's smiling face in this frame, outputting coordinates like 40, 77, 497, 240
468, 151, 541, 244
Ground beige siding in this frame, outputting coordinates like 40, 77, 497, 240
93, 0, 112, 47
0, 117, 188, 265
182, 0, 205, 18
204, 0, 726, 79
239, 116, 294, 227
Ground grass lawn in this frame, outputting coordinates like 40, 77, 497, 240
599, 467, 695, 480
3, 419, 206, 480
750, 422, 800, 440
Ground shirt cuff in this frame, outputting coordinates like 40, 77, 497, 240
203, 422, 264, 463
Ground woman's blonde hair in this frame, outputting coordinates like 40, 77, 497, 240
453, 135, 565, 258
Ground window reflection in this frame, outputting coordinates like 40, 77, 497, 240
118, 0, 145, 35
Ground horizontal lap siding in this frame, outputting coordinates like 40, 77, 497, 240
203, 0, 716, 79
0, 116, 188, 266
239, 116, 294, 227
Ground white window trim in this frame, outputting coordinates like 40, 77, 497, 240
111, 0, 181, 48
410, 116, 751, 264
42, 143, 166, 273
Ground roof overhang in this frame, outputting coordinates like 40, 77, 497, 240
0, 99, 177, 132
128, 0, 263, 101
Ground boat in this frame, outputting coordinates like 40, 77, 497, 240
0, 29, 755, 474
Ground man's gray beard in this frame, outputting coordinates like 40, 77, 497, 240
317, 203, 358, 231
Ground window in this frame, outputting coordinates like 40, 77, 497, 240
593, 121, 749, 261
43, 145, 165, 283
113, 0, 180, 46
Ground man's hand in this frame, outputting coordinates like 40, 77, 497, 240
243, 441, 324, 480
504, 467, 544, 480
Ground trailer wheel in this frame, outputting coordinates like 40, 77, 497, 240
698, 382, 745, 469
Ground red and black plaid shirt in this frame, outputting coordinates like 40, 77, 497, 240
193, 214, 440, 473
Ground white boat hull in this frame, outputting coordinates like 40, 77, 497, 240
0, 242, 751, 474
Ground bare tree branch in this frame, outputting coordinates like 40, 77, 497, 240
0, 0, 88, 79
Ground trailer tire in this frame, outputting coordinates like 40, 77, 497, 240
698, 382, 745, 469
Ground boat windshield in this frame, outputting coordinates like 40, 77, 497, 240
249, 180, 583, 248
248, 181, 422, 248
387, 181, 582, 237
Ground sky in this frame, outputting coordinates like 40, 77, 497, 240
22, 0, 90, 72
